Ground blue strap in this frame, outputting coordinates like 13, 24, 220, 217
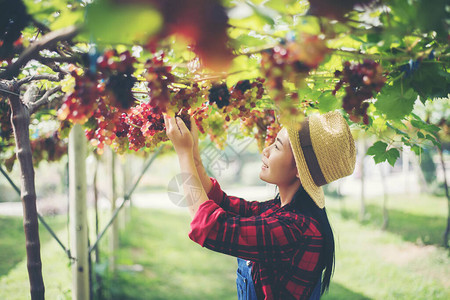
308, 276, 322, 300
236, 258, 258, 300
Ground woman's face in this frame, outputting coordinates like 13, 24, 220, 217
259, 127, 299, 186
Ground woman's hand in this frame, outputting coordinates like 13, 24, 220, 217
190, 116, 199, 150
163, 113, 194, 156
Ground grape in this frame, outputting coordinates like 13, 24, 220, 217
145, 54, 175, 111
334, 60, 386, 124
240, 109, 278, 152
175, 108, 191, 130
209, 83, 230, 108
261, 35, 328, 104
0, 101, 12, 139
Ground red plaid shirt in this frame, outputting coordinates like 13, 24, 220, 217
189, 177, 324, 300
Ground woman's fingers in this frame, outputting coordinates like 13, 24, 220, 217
175, 116, 189, 134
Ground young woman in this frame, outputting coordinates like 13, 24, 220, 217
163, 111, 356, 300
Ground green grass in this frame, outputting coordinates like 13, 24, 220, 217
0, 215, 67, 277
0, 193, 449, 299
0, 214, 71, 300
98, 209, 237, 300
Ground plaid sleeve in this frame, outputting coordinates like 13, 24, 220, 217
207, 177, 266, 217
189, 199, 307, 264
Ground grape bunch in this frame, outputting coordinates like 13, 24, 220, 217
209, 83, 230, 108
222, 78, 265, 121
0, 101, 12, 139
241, 109, 279, 151
333, 60, 386, 124
84, 101, 120, 151
144, 53, 175, 111
192, 104, 210, 134
31, 132, 68, 165
261, 35, 328, 103
58, 71, 100, 123
112, 102, 168, 152
97, 50, 138, 110
0, 0, 29, 60
168, 83, 201, 112
175, 107, 191, 130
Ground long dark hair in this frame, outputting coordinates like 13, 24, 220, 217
275, 185, 335, 295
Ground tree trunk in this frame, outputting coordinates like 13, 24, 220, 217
438, 145, 450, 248
8, 86, 45, 300
69, 124, 89, 300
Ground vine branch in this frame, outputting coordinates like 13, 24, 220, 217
0, 25, 80, 80
29, 86, 63, 115
17, 74, 62, 87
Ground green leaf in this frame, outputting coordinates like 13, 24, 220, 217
425, 134, 441, 149
317, 92, 341, 113
417, 131, 424, 138
245, 1, 277, 26
407, 62, 450, 100
386, 122, 408, 136
375, 83, 418, 120
385, 148, 400, 166
233, 34, 268, 48
410, 144, 422, 156
367, 141, 388, 156
367, 141, 400, 166
85, 0, 162, 45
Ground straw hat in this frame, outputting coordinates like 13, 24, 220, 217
286, 111, 356, 208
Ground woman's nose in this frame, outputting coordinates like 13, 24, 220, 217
262, 146, 270, 157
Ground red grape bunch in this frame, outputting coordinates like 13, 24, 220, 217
144, 53, 175, 111
58, 71, 100, 124
208, 79, 265, 122
241, 109, 279, 151
224, 79, 265, 122
97, 50, 138, 111
112, 102, 168, 152
261, 35, 329, 103
333, 60, 386, 124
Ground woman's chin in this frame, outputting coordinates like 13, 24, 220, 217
259, 171, 271, 184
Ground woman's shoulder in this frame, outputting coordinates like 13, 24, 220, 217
272, 210, 323, 238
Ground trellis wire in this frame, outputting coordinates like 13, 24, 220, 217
0, 164, 73, 260
89, 145, 163, 254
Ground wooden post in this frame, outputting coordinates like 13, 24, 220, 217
108, 149, 118, 271
69, 124, 89, 300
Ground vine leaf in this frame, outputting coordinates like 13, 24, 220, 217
375, 84, 418, 120
85, 0, 162, 44
407, 62, 450, 100
366, 141, 400, 166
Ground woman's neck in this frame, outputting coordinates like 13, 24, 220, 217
277, 179, 301, 207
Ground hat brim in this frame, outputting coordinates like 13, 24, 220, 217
287, 126, 325, 209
